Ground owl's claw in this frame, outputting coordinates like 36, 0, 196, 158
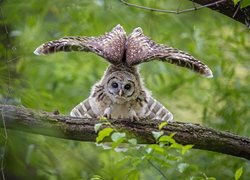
129, 109, 140, 121
103, 107, 112, 119
103, 113, 111, 119
131, 115, 140, 121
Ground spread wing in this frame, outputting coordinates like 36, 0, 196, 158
126, 27, 213, 78
34, 24, 126, 65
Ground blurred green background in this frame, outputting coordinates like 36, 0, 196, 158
0, 0, 249, 179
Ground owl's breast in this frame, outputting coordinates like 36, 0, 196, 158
110, 103, 131, 119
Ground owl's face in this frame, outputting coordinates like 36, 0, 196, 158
104, 71, 139, 104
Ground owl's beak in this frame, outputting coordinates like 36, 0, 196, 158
118, 90, 124, 96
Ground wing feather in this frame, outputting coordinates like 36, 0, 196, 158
126, 27, 213, 78
34, 24, 126, 65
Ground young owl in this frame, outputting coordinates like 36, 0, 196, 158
34, 25, 213, 121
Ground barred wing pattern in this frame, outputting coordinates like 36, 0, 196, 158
126, 27, 213, 78
144, 97, 173, 121
70, 98, 97, 118
34, 24, 126, 65
70, 95, 173, 121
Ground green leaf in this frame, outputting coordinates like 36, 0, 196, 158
94, 123, 102, 133
152, 131, 164, 140
128, 138, 137, 145
178, 163, 189, 173
127, 170, 139, 179
147, 155, 170, 168
96, 127, 114, 143
207, 178, 216, 180
158, 122, 168, 130
146, 147, 153, 154
91, 175, 102, 180
169, 133, 176, 138
99, 116, 107, 121
159, 135, 176, 144
170, 142, 183, 150
233, 0, 250, 7
110, 132, 126, 149
167, 155, 181, 161
181, 144, 194, 155
233, 0, 241, 5
235, 167, 243, 180
241, 0, 250, 8
147, 144, 165, 154
25, 144, 35, 165
111, 132, 126, 142
112, 137, 126, 149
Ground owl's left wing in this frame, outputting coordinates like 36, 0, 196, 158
126, 27, 213, 78
34, 24, 126, 65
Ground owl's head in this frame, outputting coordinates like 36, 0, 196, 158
104, 70, 140, 104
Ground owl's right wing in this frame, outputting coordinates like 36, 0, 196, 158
126, 27, 213, 78
34, 24, 126, 65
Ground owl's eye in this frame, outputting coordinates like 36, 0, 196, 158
124, 84, 131, 90
111, 82, 118, 88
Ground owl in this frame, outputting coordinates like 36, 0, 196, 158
34, 25, 213, 121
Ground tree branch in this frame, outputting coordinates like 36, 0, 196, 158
120, 0, 250, 27
190, 0, 250, 26
0, 105, 250, 160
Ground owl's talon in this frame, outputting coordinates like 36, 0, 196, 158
132, 115, 140, 121
103, 107, 112, 119
128, 108, 139, 121
103, 113, 111, 119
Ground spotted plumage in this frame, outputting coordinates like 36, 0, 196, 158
34, 25, 213, 121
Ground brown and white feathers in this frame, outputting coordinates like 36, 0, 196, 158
34, 24, 213, 78
69, 64, 173, 121
34, 25, 213, 121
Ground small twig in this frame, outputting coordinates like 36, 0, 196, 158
233, 0, 242, 18
0, 140, 7, 180
0, 6, 10, 180
192, 0, 198, 10
119, 0, 227, 14
147, 159, 168, 180
176, 0, 183, 12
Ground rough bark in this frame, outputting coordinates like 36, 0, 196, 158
120, 0, 250, 27
0, 104, 250, 160
191, 0, 250, 26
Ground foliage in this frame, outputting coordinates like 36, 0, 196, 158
235, 167, 243, 180
0, 0, 250, 179
95, 121, 208, 179
233, 0, 250, 8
